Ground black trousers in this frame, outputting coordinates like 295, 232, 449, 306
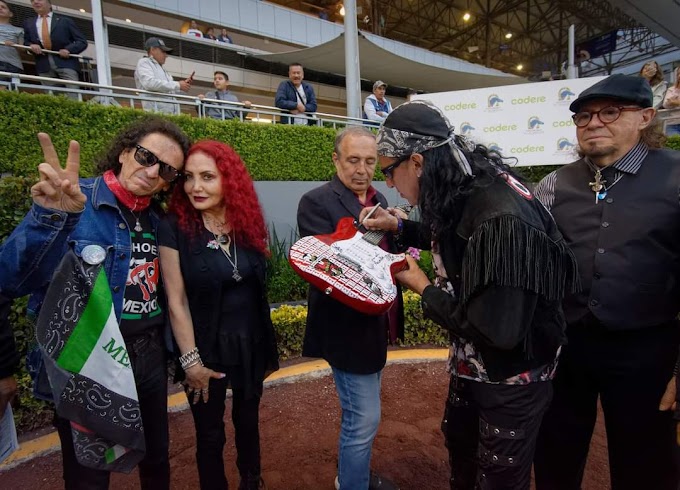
534, 318, 680, 490
442, 376, 552, 490
55, 330, 170, 490
189, 374, 262, 490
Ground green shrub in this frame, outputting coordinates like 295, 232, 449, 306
667, 135, 680, 151
266, 228, 308, 303
0, 91, 338, 181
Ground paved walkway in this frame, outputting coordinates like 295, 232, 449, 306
0, 348, 448, 471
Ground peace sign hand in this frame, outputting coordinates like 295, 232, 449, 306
30, 133, 87, 213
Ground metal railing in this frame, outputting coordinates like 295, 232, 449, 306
0, 71, 380, 129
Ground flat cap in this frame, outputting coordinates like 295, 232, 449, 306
144, 37, 173, 52
373, 80, 387, 91
570, 74, 653, 112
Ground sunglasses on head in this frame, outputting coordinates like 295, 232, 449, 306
134, 145, 181, 182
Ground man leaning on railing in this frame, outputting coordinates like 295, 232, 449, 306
198, 70, 251, 121
23, 0, 86, 95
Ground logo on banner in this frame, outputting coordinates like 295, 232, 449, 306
526, 116, 545, 134
459, 122, 475, 136
444, 101, 477, 111
487, 142, 504, 153
486, 94, 504, 111
558, 87, 576, 101
555, 138, 577, 153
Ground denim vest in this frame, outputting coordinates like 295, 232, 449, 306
0, 176, 163, 399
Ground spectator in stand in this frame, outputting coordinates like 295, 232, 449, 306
318, 9, 329, 21
0, 0, 24, 75
364, 81, 392, 123
198, 71, 252, 121
134, 37, 193, 115
217, 28, 233, 44
23, 0, 87, 92
640, 60, 668, 109
186, 20, 203, 38
204, 27, 217, 41
275, 62, 317, 125
662, 67, 680, 136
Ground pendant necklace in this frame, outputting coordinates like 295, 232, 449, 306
131, 198, 143, 232
218, 235, 242, 282
204, 215, 230, 251
588, 162, 623, 204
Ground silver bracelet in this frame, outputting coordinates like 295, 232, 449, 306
179, 347, 203, 370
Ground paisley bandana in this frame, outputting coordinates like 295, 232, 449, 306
376, 100, 474, 177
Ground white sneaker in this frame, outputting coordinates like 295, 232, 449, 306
334, 476, 340, 490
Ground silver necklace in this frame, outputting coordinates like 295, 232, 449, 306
587, 160, 624, 204
131, 198, 143, 232
218, 236, 241, 282
204, 215, 230, 249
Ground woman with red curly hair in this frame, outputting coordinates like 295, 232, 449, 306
158, 140, 279, 490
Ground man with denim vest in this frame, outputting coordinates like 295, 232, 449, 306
534, 74, 680, 490
0, 118, 190, 489
364, 81, 392, 123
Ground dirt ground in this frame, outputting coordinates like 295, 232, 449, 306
2, 361, 610, 489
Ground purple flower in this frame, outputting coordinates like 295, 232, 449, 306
407, 247, 421, 260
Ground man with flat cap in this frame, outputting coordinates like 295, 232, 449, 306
364, 81, 392, 123
534, 74, 680, 489
134, 37, 193, 115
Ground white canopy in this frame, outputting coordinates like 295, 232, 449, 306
254, 32, 527, 93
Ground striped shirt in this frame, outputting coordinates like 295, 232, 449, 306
534, 141, 648, 211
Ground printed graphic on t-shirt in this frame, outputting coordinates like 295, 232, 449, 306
122, 231, 162, 321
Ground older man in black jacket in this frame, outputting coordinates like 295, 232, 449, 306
297, 126, 401, 490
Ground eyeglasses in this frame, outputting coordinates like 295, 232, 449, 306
571, 106, 643, 128
134, 145, 181, 182
381, 154, 411, 179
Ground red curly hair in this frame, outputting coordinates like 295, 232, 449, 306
168, 140, 269, 256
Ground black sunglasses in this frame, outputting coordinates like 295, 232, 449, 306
134, 145, 181, 182
381, 154, 411, 179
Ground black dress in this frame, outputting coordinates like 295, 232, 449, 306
158, 216, 279, 399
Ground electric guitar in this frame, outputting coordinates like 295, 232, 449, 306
289, 216, 407, 315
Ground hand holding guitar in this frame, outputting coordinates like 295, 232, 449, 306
394, 255, 431, 295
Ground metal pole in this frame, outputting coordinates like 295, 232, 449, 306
567, 24, 578, 79
91, 0, 112, 88
344, 0, 362, 120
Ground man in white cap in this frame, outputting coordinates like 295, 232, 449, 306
364, 81, 392, 123
134, 37, 193, 115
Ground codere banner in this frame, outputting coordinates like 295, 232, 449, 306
415, 77, 606, 167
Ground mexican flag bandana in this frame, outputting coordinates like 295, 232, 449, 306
36, 250, 145, 473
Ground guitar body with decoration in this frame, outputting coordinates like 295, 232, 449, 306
289, 216, 407, 315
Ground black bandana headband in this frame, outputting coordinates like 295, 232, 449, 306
376, 100, 474, 177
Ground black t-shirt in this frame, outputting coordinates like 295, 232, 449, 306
119, 206, 164, 338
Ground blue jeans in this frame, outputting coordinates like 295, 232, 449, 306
332, 367, 382, 490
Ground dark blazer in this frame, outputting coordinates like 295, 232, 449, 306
275, 80, 317, 125
23, 13, 87, 74
297, 175, 404, 374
